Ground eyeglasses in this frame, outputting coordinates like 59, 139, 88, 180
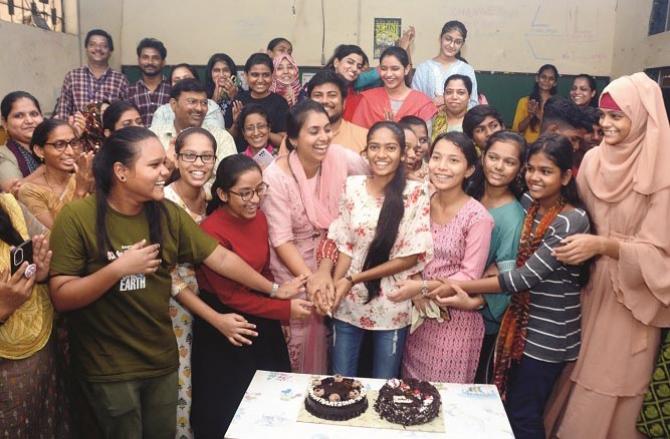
178, 152, 216, 163
443, 36, 464, 47
44, 138, 83, 151
228, 183, 269, 201
244, 123, 269, 133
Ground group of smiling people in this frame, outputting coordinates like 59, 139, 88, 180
0, 17, 669, 439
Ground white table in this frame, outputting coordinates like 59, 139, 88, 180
225, 371, 514, 438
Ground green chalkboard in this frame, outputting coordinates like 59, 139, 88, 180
121, 65, 608, 126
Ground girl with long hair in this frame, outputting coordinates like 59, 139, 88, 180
396, 131, 494, 383
326, 121, 432, 378
204, 53, 239, 129
324, 44, 369, 120
466, 130, 526, 383
48, 126, 305, 438
392, 133, 591, 438
512, 64, 559, 144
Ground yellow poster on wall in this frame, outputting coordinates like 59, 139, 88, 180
374, 18, 401, 59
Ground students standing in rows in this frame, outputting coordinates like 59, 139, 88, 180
399, 134, 591, 438
54, 29, 128, 120
127, 38, 171, 126
48, 126, 305, 438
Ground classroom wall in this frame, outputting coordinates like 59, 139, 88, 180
611, 0, 670, 78
118, 0, 617, 76
0, 21, 80, 114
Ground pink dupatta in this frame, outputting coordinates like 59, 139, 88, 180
286, 143, 351, 373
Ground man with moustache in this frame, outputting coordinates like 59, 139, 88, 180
150, 78, 236, 170
55, 29, 128, 119
307, 70, 368, 153
127, 38, 171, 126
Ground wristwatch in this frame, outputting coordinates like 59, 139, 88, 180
420, 279, 429, 297
270, 282, 279, 297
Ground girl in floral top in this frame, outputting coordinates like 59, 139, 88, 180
327, 121, 432, 379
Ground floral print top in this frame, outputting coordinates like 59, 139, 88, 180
328, 175, 433, 330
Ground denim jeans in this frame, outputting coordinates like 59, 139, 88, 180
331, 319, 408, 379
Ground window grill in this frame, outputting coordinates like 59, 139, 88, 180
649, 0, 670, 35
0, 0, 64, 32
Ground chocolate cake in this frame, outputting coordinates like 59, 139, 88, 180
374, 378, 441, 426
304, 375, 368, 421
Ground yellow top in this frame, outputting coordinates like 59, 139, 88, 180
512, 96, 541, 144
0, 194, 53, 359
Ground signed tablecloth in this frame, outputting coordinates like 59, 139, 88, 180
225, 370, 513, 438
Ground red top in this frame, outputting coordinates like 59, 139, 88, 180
196, 208, 291, 322
343, 85, 364, 122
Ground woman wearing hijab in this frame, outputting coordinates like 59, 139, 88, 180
270, 53, 302, 108
546, 72, 670, 438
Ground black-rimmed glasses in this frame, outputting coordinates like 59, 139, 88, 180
228, 182, 269, 201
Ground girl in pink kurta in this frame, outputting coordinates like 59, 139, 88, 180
402, 131, 494, 383
262, 100, 367, 374
547, 74, 670, 438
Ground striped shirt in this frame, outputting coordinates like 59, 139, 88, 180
498, 193, 590, 363
127, 78, 171, 126
54, 65, 128, 119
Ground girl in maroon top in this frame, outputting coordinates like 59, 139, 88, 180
192, 154, 311, 438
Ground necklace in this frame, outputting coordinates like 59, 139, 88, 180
173, 182, 205, 217
42, 168, 67, 196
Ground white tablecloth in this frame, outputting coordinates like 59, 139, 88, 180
225, 371, 514, 438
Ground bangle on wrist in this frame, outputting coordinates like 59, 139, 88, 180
270, 282, 279, 297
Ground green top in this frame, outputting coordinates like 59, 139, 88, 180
481, 199, 525, 335
50, 195, 217, 382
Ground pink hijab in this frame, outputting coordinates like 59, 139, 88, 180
270, 54, 302, 107
581, 72, 670, 202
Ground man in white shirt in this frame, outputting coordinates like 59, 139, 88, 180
150, 78, 236, 169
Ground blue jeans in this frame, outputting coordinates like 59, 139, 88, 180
331, 319, 408, 379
